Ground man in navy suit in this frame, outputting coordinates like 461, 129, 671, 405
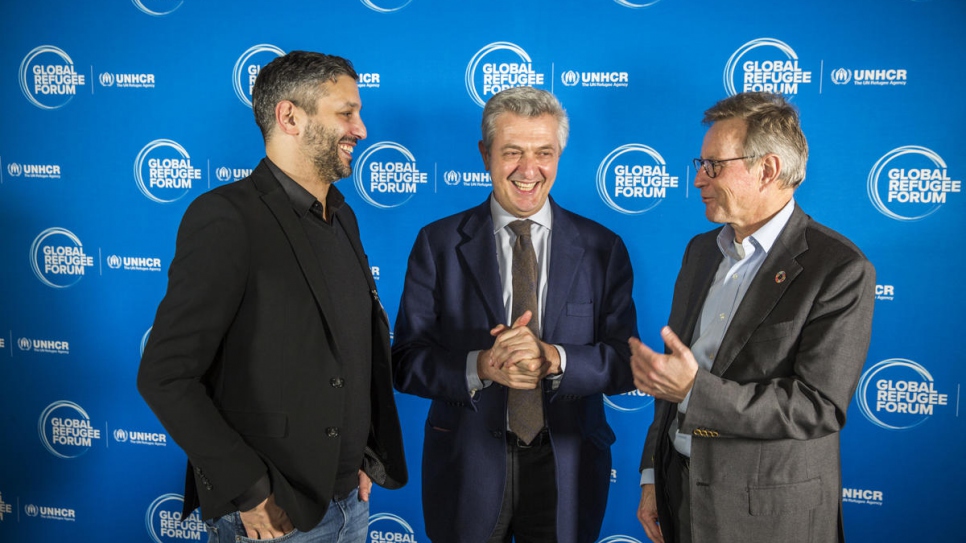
392, 86, 638, 543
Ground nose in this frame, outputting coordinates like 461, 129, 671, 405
518, 154, 538, 179
693, 165, 709, 187
352, 116, 367, 141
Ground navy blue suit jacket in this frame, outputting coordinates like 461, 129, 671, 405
392, 197, 637, 543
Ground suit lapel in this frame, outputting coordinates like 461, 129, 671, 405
543, 201, 584, 339
333, 201, 388, 328
711, 205, 808, 376
253, 162, 348, 358
455, 200, 506, 325
677, 238, 722, 347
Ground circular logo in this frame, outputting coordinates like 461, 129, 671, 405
723, 38, 810, 97
141, 327, 153, 357
613, 0, 661, 7
368, 512, 417, 542
830, 67, 852, 85
233, 44, 285, 107
215, 166, 231, 182
604, 389, 654, 413
132, 0, 184, 16
360, 0, 413, 12
352, 141, 426, 209
561, 70, 579, 87
856, 358, 948, 430
134, 139, 200, 204
18, 338, 32, 351
867, 145, 959, 222
596, 144, 679, 215
443, 170, 461, 186
25, 504, 39, 517
99, 72, 115, 87
30, 227, 94, 288
8, 163, 23, 177
19, 45, 84, 110
145, 494, 205, 543
114, 429, 129, 442
465, 42, 544, 108
38, 401, 100, 459
597, 536, 645, 543
107, 255, 122, 269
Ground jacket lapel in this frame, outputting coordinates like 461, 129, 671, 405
253, 161, 348, 359
542, 200, 584, 339
677, 237, 723, 347
710, 205, 808, 376
455, 200, 506, 326
333, 200, 389, 328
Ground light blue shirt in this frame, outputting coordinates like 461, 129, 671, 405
641, 198, 795, 485
466, 196, 567, 397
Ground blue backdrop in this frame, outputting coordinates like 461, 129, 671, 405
1, 1, 964, 541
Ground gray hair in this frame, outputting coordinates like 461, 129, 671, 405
703, 92, 808, 189
481, 86, 569, 152
251, 51, 358, 141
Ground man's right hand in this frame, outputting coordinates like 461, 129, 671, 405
239, 494, 294, 540
478, 312, 547, 389
638, 484, 664, 543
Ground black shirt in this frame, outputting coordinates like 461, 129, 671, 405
268, 159, 373, 500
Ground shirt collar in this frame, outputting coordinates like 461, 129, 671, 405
265, 157, 345, 218
489, 196, 553, 234
717, 198, 795, 259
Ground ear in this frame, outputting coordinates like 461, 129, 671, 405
274, 100, 301, 137
759, 153, 782, 189
478, 140, 490, 171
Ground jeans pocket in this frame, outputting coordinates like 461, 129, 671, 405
235, 530, 299, 543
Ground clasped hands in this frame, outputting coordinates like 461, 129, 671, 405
629, 326, 700, 403
478, 310, 560, 389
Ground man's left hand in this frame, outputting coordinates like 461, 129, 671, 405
357, 470, 372, 502
488, 311, 561, 379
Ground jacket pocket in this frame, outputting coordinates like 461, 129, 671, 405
566, 302, 594, 317
748, 477, 822, 516
747, 320, 797, 343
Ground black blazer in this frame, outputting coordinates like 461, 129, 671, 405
138, 159, 406, 531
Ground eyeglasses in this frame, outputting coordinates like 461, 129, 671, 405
692, 156, 757, 179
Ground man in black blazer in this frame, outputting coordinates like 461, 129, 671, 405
138, 51, 406, 542
632, 93, 875, 543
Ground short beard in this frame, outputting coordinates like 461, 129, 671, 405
304, 119, 353, 182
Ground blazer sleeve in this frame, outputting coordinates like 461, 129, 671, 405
551, 234, 638, 398
137, 192, 266, 505
391, 227, 480, 405
682, 248, 876, 441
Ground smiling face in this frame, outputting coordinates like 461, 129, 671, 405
300, 75, 367, 183
694, 117, 768, 239
480, 112, 560, 218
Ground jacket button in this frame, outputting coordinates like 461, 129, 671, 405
326, 427, 340, 437
330, 378, 344, 388
492, 431, 503, 439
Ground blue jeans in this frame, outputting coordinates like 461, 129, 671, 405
205, 488, 368, 543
